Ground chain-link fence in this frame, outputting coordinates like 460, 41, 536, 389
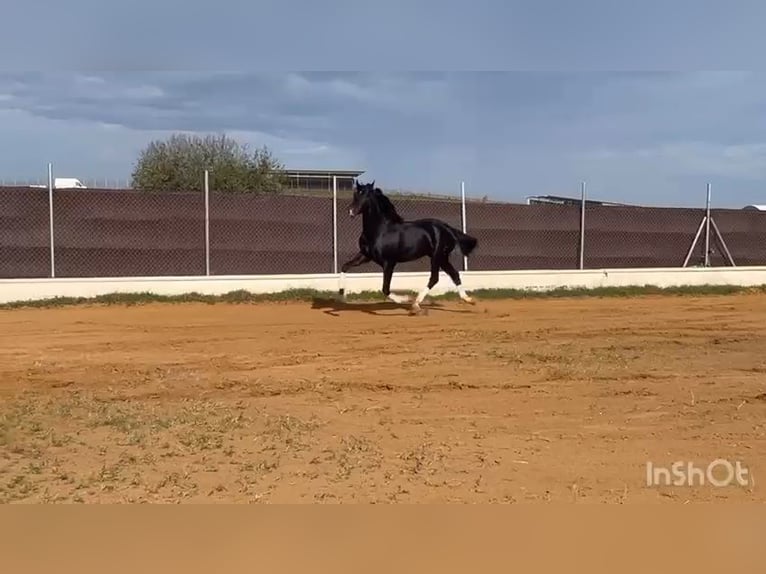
48, 188, 206, 277
2, 174, 766, 279
0, 186, 52, 278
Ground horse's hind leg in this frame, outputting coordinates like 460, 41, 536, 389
411, 257, 441, 315
382, 261, 409, 304
440, 258, 475, 304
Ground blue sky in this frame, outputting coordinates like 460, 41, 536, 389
1, 2, 765, 208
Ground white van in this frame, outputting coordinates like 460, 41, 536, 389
53, 178, 87, 189
29, 178, 88, 189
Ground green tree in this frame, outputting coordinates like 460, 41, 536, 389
130, 133, 288, 192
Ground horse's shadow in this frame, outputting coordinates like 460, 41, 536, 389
310, 296, 473, 317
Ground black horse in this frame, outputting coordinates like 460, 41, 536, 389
338, 180, 478, 314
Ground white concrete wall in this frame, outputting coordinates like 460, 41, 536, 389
1, 266, 766, 305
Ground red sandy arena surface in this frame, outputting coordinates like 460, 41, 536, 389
1, 292, 765, 503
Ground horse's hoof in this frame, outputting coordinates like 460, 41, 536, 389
408, 305, 426, 316
460, 297, 477, 305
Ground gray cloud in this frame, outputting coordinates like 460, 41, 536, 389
0, 72, 453, 144
1, 71, 766, 207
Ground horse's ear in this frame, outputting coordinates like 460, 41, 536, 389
371, 180, 375, 188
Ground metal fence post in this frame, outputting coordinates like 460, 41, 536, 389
579, 181, 586, 270
704, 182, 711, 267
48, 162, 56, 278
460, 180, 468, 271
332, 175, 339, 274
204, 169, 211, 276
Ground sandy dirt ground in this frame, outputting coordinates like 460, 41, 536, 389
1, 292, 765, 503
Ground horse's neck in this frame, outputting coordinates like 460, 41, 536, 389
361, 204, 395, 236
361, 211, 384, 236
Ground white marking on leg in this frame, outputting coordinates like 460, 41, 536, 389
458, 285, 474, 302
416, 286, 431, 305
388, 293, 409, 304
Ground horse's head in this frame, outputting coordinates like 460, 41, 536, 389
348, 180, 376, 217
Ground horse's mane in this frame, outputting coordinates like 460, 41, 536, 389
371, 188, 404, 223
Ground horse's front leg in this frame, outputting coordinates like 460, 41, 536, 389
338, 251, 371, 298
382, 261, 409, 304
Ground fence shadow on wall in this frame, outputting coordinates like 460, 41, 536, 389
1, 185, 765, 279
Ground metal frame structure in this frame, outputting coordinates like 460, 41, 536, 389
285, 169, 365, 193
682, 183, 736, 267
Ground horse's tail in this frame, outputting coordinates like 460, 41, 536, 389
445, 224, 478, 257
